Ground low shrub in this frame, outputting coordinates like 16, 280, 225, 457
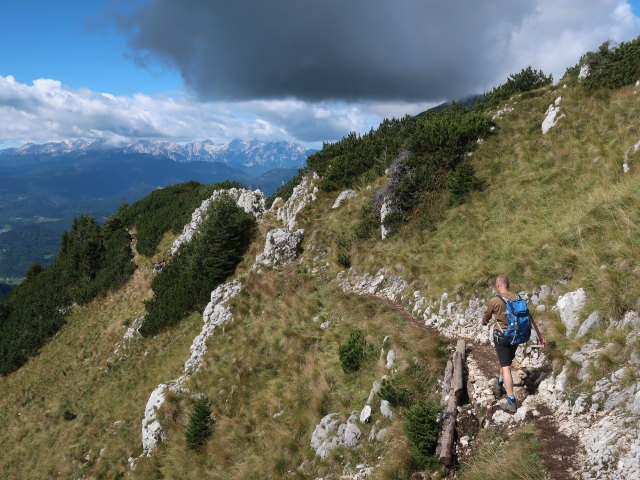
185, 397, 215, 451
476, 66, 553, 110
339, 330, 370, 373
403, 400, 442, 470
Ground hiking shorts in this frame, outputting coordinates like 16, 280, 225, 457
493, 333, 518, 367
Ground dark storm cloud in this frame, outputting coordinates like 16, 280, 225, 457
119, 0, 536, 102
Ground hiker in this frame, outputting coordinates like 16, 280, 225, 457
482, 275, 545, 413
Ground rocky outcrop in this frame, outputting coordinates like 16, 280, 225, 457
332, 189, 357, 209
310, 412, 362, 458
171, 188, 265, 254
140, 278, 242, 457
254, 228, 305, 267
542, 97, 565, 134
276, 173, 319, 230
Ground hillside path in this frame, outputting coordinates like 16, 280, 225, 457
374, 296, 580, 480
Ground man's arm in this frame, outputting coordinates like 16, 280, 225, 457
482, 298, 496, 326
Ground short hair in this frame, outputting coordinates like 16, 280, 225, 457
496, 275, 510, 288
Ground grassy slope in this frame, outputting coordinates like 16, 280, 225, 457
322, 81, 640, 368
0, 80, 638, 479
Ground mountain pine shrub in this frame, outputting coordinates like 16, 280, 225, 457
578, 36, 640, 90
475, 66, 553, 110
339, 329, 371, 373
378, 378, 411, 407
140, 194, 256, 336
403, 400, 441, 470
356, 106, 492, 237
185, 396, 215, 450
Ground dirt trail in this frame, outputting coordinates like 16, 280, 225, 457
375, 296, 580, 480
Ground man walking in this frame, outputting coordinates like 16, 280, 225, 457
482, 275, 544, 413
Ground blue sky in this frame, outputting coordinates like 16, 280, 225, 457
0, 1, 181, 95
1, 0, 640, 148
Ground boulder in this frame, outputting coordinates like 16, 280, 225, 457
359, 405, 372, 423
254, 228, 304, 267
575, 311, 603, 339
556, 288, 587, 335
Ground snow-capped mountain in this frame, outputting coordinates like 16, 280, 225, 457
1, 139, 316, 172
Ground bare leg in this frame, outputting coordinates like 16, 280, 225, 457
500, 366, 514, 396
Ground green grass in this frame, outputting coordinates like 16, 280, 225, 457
460, 426, 546, 480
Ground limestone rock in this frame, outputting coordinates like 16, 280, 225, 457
360, 405, 372, 424
254, 228, 304, 267
311, 413, 341, 458
575, 311, 603, 339
380, 400, 393, 418
492, 410, 513, 424
620, 311, 640, 329
380, 199, 393, 240
184, 280, 242, 373
276, 173, 319, 230
342, 415, 362, 447
556, 288, 587, 335
385, 349, 395, 369
141, 384, 169, 456
332, 189, 357, 209
366, 380, 382, 404
375, 428, 388, 441
578, 64, 590, 79
541, 97, 565, 134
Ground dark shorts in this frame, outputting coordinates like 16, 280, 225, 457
493, 333, 518, 367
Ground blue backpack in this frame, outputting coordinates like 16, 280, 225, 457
496, 294, 532, 345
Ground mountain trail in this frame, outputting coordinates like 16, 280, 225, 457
373, 296, 580, 479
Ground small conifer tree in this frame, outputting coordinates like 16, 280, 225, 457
185, 396, 215, 451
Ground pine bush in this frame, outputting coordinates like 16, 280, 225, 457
185, 397, 215, 450
339, 330, 369, 373
403, 400, 441, 470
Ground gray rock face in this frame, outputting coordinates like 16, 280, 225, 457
556, 288, 587, 335
254, 228, 304, 267
575, 311, 603, 339
171, 188, 265, 254
276, 173, 319, 230
332, 189, 357, 209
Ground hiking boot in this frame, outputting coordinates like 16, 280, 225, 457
494, 378, 506, 396
498, 396, 517, 414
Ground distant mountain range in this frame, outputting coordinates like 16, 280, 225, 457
0, 138, 316, 279
1, 138, 315, 174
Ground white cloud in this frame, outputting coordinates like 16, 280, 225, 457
0, 75, 435, 148
498, 0, 640, 86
